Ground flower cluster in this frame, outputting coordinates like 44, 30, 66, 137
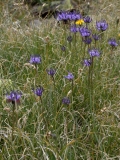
62, 97, 70, 105
108, 38, 118, 48
29, 55, 41, 64
64, 72, 74, 81
6, 91, 22, 104
33, 86, 44, 97
96, 20, 108, 31
46, 68, 56, 77
83, 16, 92, 23
56, 10, 82, 22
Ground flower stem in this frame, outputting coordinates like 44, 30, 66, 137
12, 101, 16, 141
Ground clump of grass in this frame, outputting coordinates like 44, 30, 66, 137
0, 0, 120, 159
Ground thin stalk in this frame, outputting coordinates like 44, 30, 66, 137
52, 76, 55, 89
12, 101, 16, 141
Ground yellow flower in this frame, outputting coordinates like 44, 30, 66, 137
75, 19, 84, 25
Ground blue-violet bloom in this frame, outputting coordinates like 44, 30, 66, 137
30, 55, 41, 64
88, 49, 100, 57
83, 16, 92, 23
46, 68, 56, 77
96, 20, 108, 31
70, 25, 79, 33
79, 27, 91, 37
92, 34, 100, 41
6, 91, 22, 104
83, 37, 92, 44
61, 45, 66, 51
83, 59, 91, 66
67, 36, 73, 42
108, 38, 118, 47
64, 72, 74, 80
33, 86, 44, 97
62, 97, 70, 105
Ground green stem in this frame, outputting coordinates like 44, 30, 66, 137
12, 101, 16, 141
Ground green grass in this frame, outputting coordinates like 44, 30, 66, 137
0, 0, 120, 159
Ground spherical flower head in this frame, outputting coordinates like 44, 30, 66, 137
96, 20, 108, 31
6, 91, 22, 104
70, 25, 78, 33
83, 37, 92, 44
67, 36, 73, 42
61, 45, 66, 51
66, 11, 76, 21
92, 34, 100, 41
88, 49, 100, 57
83, 16, 92, 23
83, 59, 91, 66
64, 72, 74, 80
62, 97, 70, 105
74, 12, 82, 21
29, 55, 41, 64
79, 27, 91, 37
46, 68, 56, 77
108, 38, 118, 47
75, 19, 84, 25
56, 11, 68, 21
33, 86, 44, 97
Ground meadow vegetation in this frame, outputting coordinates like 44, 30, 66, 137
0, 0, 120, 159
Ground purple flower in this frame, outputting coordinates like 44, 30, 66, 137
96, 20, 108, 31
62, 97, 70, 105
6, 91, 22, 104
79, 27, 91, 37
67, 10, 82, 21
67, 36, 73, 42
108, 38, 118, 47
56, 10, 82, 22
46, 68, 56, 77
61, 45, 66, 51
83, 37, 92, 44
70, 25, 78, 33
92, 34, 100, 41
56, 11, 68, 21
72, 11, 82, 21
83, 16, 92, 23
83, 59, 91, 66
33, 86, 44, 97
64, 72, 74, 80
88, 49, 100, 57
29, 55, 41, 64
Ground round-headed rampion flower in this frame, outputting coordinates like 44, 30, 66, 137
75, 19, 84, 25
64, 72, 74, 80
83, 59, 91, 66
108, 38, 118, 47
70, 25, 79, 33
29, 55, 41, 64
96, 20, 108, 31
6, 91, 22, 104
46, 68, 56, 77
83, 16, 92, 23
56, 11, 68, 21
83, 37, 92, 44
67, 36, 73, 42
61, 45, 66, 51
62, 97, 70, 105
56, 10, 82, 22
92, 34, 100, 41
68, 10, 82, 21
88, 49, 100, 57
33, 86, 44, 97
79, 27, 91, 37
